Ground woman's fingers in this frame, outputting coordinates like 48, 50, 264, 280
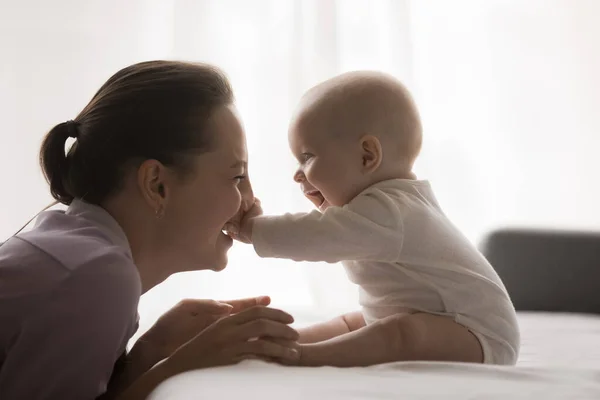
220, 296, 271, 313
233, 319, 299, 342
173, 298, 233, 316
228, 306, 294, 325
260, 337, 297, 347
236, 339, 300, 362
166, 306, 300, 373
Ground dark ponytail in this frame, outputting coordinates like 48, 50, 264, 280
37, 61, 234, 207
39, 121, 77, 205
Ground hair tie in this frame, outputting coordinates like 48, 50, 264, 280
66, 120, 79, 139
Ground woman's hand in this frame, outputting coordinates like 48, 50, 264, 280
139, 296, 271, 363
118, 305, 300, 400
164, 305, 300, 374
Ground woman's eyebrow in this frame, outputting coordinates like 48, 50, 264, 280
229, 161, 247, 169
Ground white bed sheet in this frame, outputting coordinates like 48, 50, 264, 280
149, 312, 600, 400
516, 312, 600, 368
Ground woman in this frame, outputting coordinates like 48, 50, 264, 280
0, 61, 300, 400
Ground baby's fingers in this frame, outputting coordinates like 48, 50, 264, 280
223, 222, 239, 235
245, 198, 263, 218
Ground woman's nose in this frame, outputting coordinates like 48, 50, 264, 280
238, 177, 255, 211
293, 169, 305, 183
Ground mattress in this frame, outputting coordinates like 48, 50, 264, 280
516, 312, 600, 368
148, 312, 600, 399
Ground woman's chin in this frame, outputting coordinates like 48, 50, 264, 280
210, 259, 228, 272
198, 252, 228, 272
183, 232, 233, 272
219, 230, 234, 249
209, 232, 234, 271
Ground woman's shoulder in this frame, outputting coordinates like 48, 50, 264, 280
0, 216, 140, 400
2, 208, 139, 297
21, 208, 132, 266
0, 210, 141, 355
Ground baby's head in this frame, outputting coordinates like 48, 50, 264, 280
289, 71, 422, 211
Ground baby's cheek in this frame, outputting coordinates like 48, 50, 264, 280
308, 165, 333, 190
304, 165, 319, 185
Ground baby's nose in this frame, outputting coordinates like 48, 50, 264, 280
293, 169, 305, 183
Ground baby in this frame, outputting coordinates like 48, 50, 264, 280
233, 71, 520, 367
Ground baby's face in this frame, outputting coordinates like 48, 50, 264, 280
288, 114, 368, 211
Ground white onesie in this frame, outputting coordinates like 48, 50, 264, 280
252, 179, 520, 365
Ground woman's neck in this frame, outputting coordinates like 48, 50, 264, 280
102, 195, 172, 294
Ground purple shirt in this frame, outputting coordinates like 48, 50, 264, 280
0, 200, 141, 399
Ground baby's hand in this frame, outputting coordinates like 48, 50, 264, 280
226, 198, 263, 244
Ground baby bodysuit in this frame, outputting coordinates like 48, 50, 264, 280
252, 179, 520, 365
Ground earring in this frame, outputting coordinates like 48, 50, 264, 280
155, 206, 165, 219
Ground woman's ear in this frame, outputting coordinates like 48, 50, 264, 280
137, 159, 169, 218
360, 135, 383, 173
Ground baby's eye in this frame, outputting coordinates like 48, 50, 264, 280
299, 153, 314, 163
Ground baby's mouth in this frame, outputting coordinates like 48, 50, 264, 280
304, 190, 326, 209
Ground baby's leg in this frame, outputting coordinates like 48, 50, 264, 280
298, 311, 366, 344
396, 312, 483, 363
299, 312, 482, 367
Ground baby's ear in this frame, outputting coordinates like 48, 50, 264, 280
360, 135, 383, 173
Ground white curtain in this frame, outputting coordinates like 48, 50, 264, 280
2, 0, 600, 331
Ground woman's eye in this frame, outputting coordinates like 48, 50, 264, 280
234, 175, 247, 183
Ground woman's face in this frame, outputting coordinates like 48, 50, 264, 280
160, 105, 251, 272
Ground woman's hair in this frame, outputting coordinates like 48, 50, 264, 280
39, 60, 234, 205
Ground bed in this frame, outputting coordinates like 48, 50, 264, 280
149, 229, 600, 399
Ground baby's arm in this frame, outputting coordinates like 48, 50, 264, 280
298, 313, 483, 367
243, 191, 404, 263
298, 311, 366, 344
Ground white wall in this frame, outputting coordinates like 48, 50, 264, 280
410, 0, 600, 238
1, 1, 599, 321
0, 0, 175, 239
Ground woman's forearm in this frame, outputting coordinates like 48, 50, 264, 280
101, 340, 164, 399
114, 360, 175, 400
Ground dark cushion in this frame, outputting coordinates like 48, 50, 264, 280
479, 229, 600, 314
